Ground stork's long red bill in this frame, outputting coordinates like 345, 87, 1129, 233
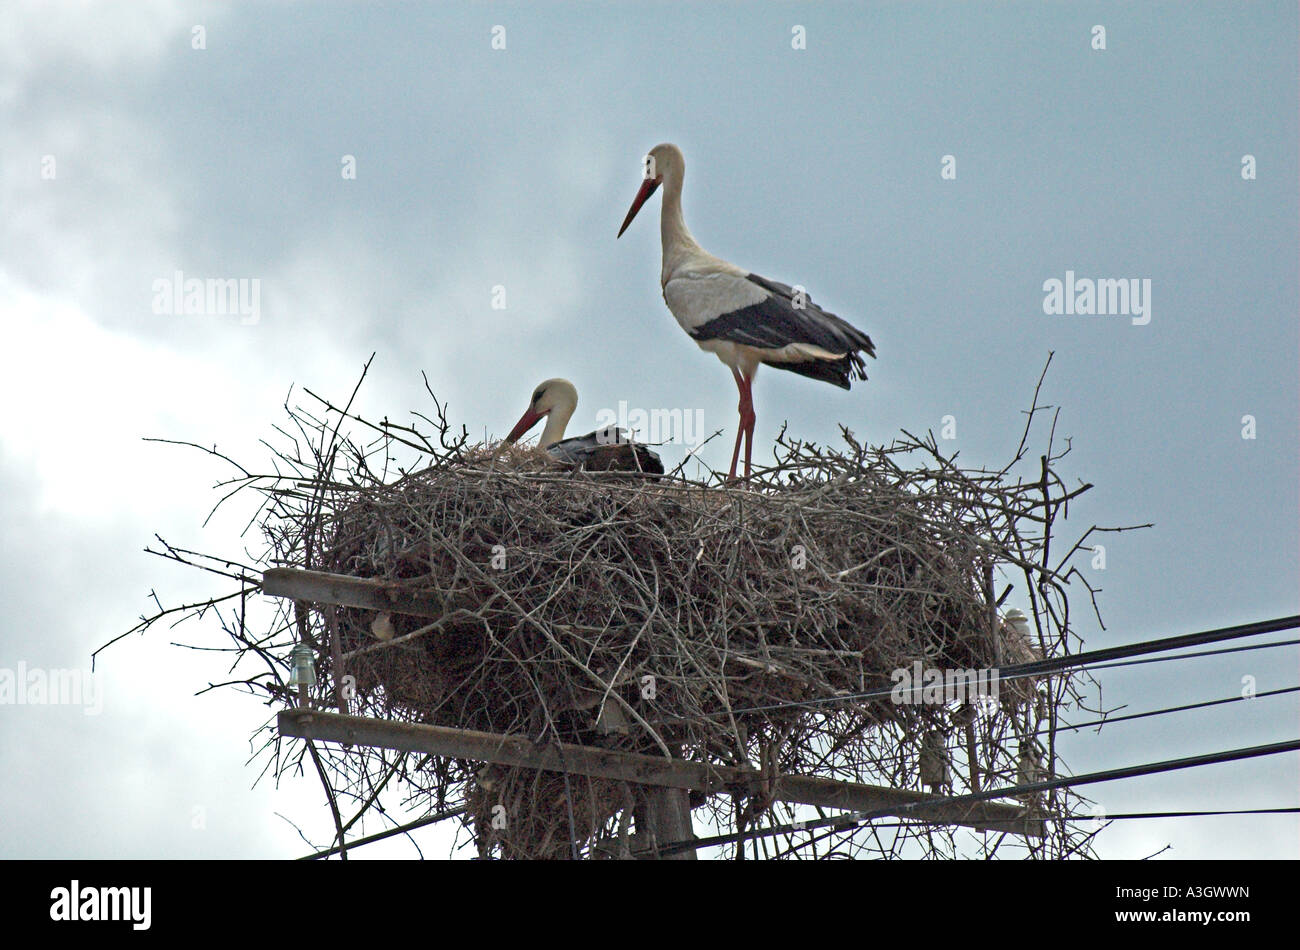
505, 409, 544, 443
617, 176, 660, 237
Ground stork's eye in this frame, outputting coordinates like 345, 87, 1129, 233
532, 390, 543, 405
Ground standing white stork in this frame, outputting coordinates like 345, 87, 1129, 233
504, 378, 664, 475
617, 143, 876, 479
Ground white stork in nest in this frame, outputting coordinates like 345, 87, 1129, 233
504, 378, 664, 476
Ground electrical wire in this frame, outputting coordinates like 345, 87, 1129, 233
720, 614, 1299, 717
722, 637, 1298, 717
1079, 638, 1299, 674
1064, 807, 1298, 821
645, 737, 1300, 857
1010, 613, 1298, 676
1049, 685, 1299, 736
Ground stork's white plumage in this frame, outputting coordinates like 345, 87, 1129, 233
504, 378, 664, 475
617, 143, 876, 479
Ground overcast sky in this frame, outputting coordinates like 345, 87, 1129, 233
1, 1, 1296, 860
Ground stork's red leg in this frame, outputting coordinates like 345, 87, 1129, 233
730, 369, 756, 480
742, 390, 755, 478
728, 369, 745, 479
740, 377, 755, 479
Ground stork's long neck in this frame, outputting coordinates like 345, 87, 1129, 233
538, 400, 575, 449
660, 171, 703, 285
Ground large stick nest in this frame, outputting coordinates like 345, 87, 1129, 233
325, 438, 1049, 857
113, 360, 1122, 859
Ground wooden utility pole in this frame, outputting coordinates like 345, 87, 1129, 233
637, 787, 697, 859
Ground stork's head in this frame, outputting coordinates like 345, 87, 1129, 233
505, 378, 578, 448
617, 142, 684, 238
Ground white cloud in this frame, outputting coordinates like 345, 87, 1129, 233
0, 0, 214, 110
0, 276, 268, 519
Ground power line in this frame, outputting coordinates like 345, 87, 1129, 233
737, 807, 1300, 842
647, 737, 1300, 857
1080, 638, 1298, 674
1050, 685, 1299, 736
724, 636, 1297, 718
720, 615, 1300, 717
1012, 613, 1299, 677
1064, 807, 1298, 821
846, 807, 1300, 827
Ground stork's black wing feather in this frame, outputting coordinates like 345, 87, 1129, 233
547, 427, 664, 476
689, 273, 876, 388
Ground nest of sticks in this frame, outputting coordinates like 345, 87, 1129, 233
114, 359, 1123, 859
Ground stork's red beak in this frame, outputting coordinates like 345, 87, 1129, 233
505, 408, 545, 443
617, 177, 660, 238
